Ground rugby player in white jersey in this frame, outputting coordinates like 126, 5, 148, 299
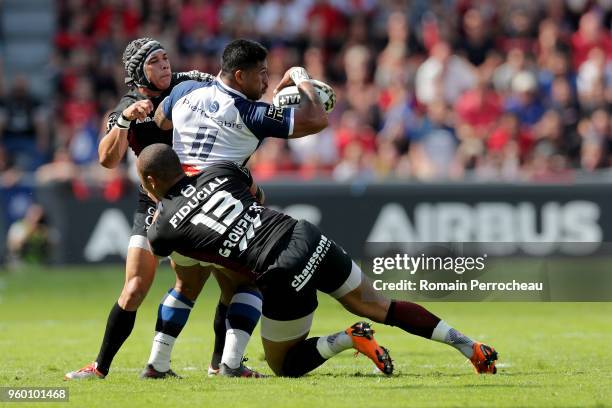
152, 39, 394, 376
154, 39, 328, 171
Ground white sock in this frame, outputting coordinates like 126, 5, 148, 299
431, 320, 475, 359
147, 332, 176, 372
221, 328, 250, 369
316, 331, 354, 359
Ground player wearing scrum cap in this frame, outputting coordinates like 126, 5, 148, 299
65, 38, 257, 380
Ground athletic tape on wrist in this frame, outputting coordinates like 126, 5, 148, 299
116, 114, 132, 129
290, 67, 310, 86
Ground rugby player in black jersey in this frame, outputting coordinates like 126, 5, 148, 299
65, 38, 260, 380
137, 144, 499, 377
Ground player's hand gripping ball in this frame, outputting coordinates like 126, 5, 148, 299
273, 79, 336, 113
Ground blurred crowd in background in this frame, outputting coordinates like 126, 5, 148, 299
0, 0, 611, 190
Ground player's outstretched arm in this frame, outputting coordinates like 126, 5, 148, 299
274, 67, 328, 138
98, 100, 154, 168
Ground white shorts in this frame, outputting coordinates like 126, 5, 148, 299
260, 312, 315, 342
170, 252, 222, 269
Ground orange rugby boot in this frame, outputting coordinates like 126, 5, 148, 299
470, 342, 498, 374
346, 321, 393, 375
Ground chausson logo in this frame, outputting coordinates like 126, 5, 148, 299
209, 101, 219, 113
291, 235, 331, 292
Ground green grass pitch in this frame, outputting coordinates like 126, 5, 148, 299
1, 265, 611, 407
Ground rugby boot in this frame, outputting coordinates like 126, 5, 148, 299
219, 358, 266, 378
346, 321, 394, 375
139, 364, 182, 379
64, 362, 105, 380
470, 342, 498, 374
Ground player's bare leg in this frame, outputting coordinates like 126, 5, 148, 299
213, 267, 238, 305
335, 273, 390, 323
119, 247, 158, 310
262, 334, 308, 376
173, 261, 210, 299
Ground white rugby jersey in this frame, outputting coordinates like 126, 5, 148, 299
161, 78, 295, 172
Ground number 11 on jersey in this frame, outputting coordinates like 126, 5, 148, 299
189, 126, 218, 159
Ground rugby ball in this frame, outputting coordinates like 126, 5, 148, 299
273, 79, 336, 113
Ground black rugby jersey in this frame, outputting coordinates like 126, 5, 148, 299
148, 161, 297, 279
105, 71, 213, 156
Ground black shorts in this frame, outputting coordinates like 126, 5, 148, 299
131, 186, 157, 237
257, 220, 354, 322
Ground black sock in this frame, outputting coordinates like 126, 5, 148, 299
210, 302, 228, 370
384, 300, 441, 339
95, 302, 137, 375
281, 338, 327, 377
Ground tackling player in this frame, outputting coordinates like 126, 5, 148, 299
65, 38, 245, 380
137, 144, 499, 377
